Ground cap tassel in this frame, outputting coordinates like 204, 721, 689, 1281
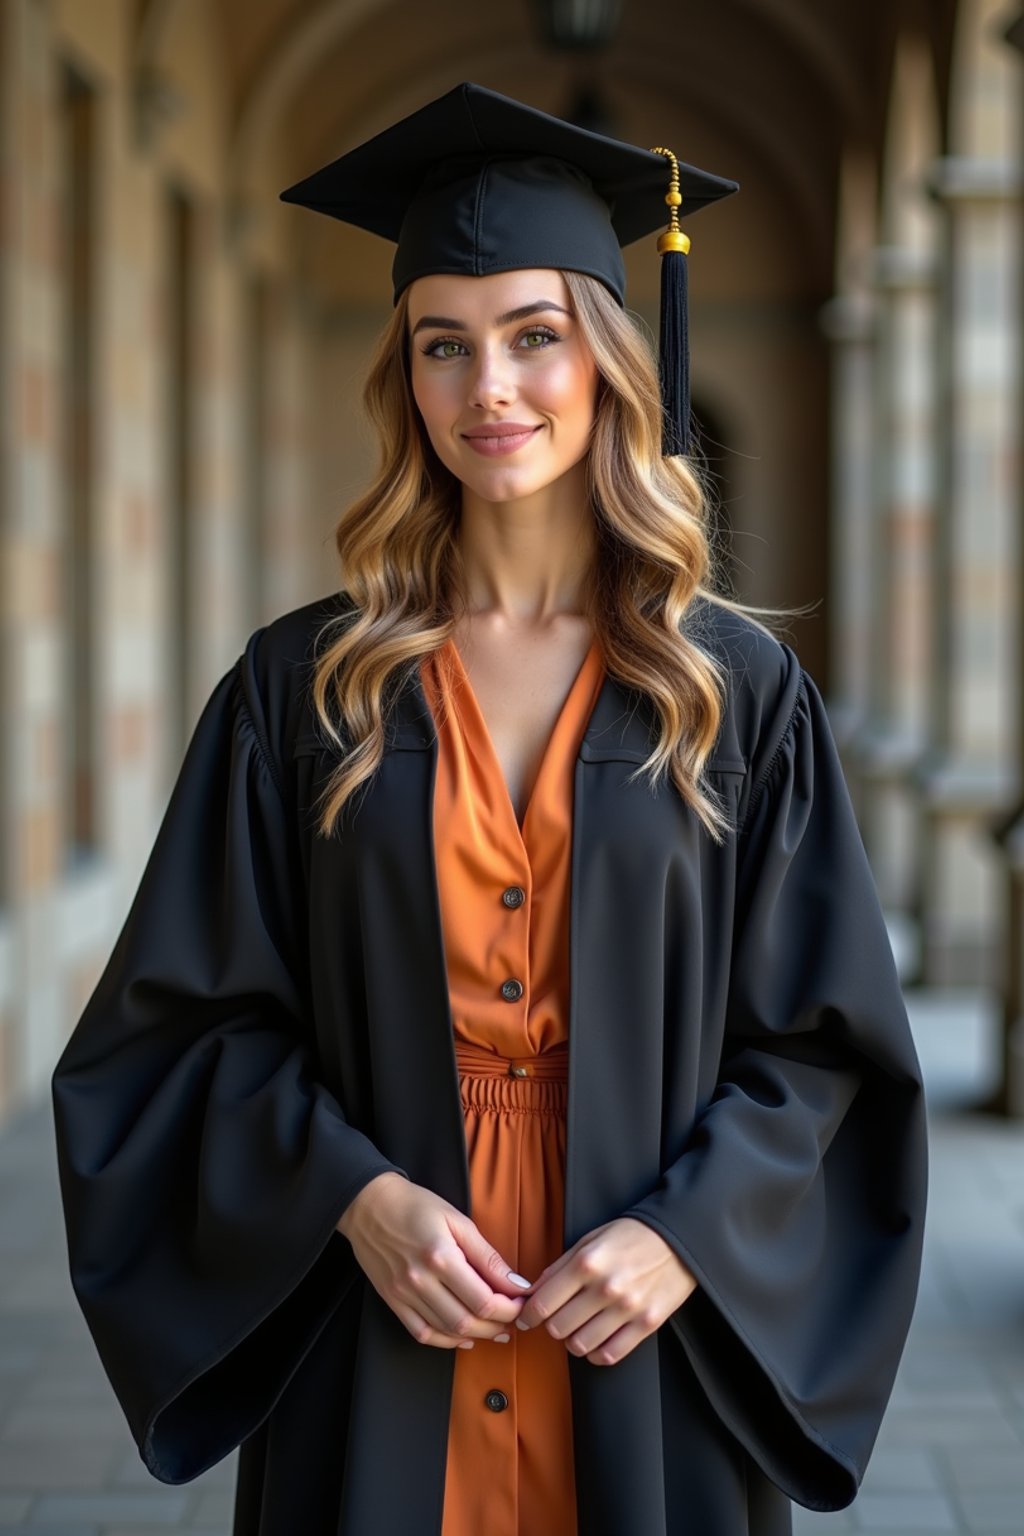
650, 147, 691, 457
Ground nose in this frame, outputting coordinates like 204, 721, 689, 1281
466, 341, 515, 411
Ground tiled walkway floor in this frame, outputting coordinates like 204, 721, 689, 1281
0, 987, 1020, 1535
793, 987, 1024, 1536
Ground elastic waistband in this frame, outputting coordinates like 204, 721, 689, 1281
453, 1037, 569, 1081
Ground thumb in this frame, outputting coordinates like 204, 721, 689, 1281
451, 1215, 533, 1298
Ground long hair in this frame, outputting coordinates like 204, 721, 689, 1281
309, 269, 806, 844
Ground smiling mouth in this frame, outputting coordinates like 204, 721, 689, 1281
462, 426, 543, 456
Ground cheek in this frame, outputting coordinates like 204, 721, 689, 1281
410, 371, 431, 426
411, 365, 455, 432
534, 353, 598, 429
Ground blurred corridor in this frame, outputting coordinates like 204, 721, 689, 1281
3, 0, 1023, 1123
0, 0, 1023, 1525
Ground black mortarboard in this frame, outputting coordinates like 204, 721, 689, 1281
279, 82, 739, 456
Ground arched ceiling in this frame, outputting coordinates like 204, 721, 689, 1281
156, 0, 961, 308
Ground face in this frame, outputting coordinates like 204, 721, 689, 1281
406, 268, 600, 504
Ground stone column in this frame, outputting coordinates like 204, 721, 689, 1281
817, 149, 880, 794
853, 244, 939, 972
817, 289, 876, 781
845, 32, 942, 979
186, 200, 250, 719
916, 153, 1021, 985
259, 279, 321, 621
992, 7, 1024, 1114
0, 0, 65, 1113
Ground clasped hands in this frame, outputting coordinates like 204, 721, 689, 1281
337, 1171, 698, 1367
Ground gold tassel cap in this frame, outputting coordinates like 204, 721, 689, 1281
649, 147, 691, 256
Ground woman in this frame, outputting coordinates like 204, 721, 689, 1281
51, 84, 928, 1536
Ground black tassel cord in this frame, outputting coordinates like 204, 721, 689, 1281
659, 245, 690, 458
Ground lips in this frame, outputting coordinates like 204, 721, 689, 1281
461, 423, 543, 457
462, 422, 541, 439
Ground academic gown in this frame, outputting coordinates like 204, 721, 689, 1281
50, 589, 928, 1536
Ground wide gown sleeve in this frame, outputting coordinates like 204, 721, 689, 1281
51, 632, 405, 1484
622, 656, 929, 1512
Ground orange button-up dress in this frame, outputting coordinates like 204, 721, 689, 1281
417, 632, 605, 1536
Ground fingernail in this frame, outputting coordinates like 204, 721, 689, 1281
507, 1272, 532, 1288
458, 1341, 474, 1349
493, 1333, 510, 1343
515, 1319, 531, 1330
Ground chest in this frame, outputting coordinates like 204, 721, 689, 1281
450, 619, 595, 827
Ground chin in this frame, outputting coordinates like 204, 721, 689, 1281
466, 454, 573, 499
443, 455, 539, 498
470, 474, 551, 504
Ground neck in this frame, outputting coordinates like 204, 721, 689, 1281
455, 460, 597, 626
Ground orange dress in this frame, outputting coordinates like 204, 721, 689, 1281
417, 633, 606, 1536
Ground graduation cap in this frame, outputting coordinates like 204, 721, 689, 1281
279, 82, 739, 457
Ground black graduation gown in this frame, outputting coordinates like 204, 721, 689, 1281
51, 590, 928, 1536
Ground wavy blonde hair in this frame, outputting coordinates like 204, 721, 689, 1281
310, 268, 806, 844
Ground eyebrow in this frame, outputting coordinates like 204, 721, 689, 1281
410, 301, 572, 337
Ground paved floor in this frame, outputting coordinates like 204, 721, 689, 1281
0, 987, 1020, 1535
794, 989, 1024, 1536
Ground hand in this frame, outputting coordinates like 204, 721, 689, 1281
336, 1172, 531, 1350
513, 1217, 698, 1366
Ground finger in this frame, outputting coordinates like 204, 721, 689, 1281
391, 1298, 481, 1350
435, 1224, 532, 1326
539, 1290, 608, 1346
405, 1249, 523, 1340
557, 1263, 672, 1361
516, 1260, 589, 1332
452, 1216, 534, 1301
579, 1315, 660, 1367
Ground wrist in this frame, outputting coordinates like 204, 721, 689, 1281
336, 1170, 406, 1239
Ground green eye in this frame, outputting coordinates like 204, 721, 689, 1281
421, 337, 467, 359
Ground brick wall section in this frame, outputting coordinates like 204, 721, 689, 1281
0, 0, 330, 1125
